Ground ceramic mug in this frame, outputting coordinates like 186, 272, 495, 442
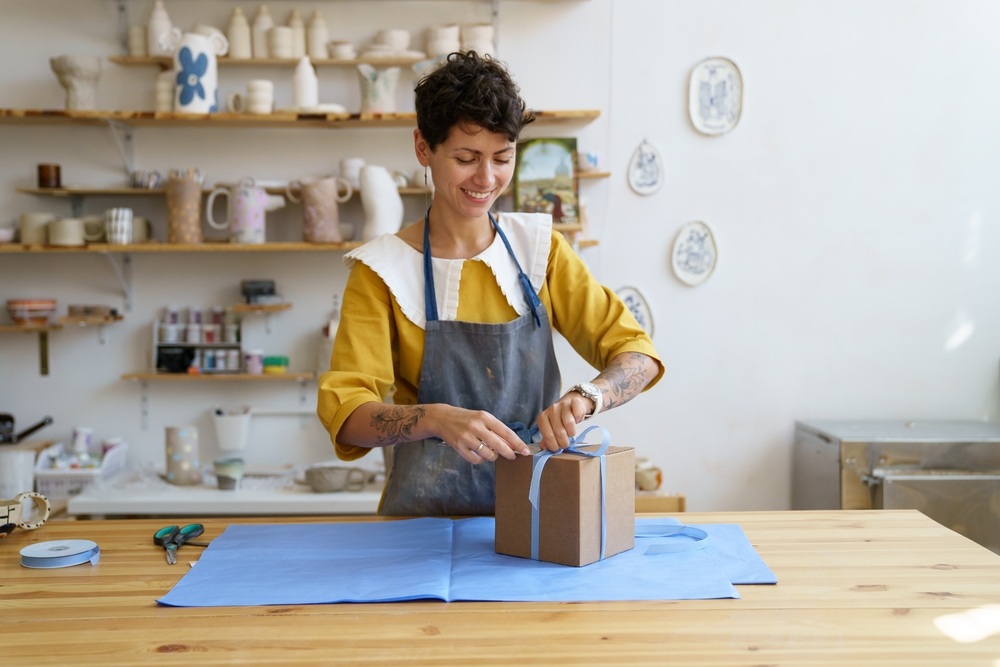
246, 79, 274, 115
340, 157, 365, 190
19, 212, 55, 245
47, 217, 87, 246
131, 216, 152, 243
82, 215, 105, 242
213, 456, 244, 490
1, 492, 51, 537
105, 207, 133, 245
326, 40, 356, 60
305, 465, 366, 493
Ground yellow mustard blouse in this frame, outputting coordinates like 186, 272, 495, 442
317, 216, 663, 461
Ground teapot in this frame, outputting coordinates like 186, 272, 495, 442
206, 177, 285, 244
286, 176, 353, 243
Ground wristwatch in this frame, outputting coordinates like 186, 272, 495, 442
570, 382, 603, 418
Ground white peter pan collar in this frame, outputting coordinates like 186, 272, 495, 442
345, 212, 552, 329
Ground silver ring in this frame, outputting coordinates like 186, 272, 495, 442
476, 441, 486, 453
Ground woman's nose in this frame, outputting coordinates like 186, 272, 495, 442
473, 161, 496, 185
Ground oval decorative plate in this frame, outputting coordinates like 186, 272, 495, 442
689, 56, 742, 135
615, 286, 653, 336
627, 139, 663, 196
671, 221, 717, 286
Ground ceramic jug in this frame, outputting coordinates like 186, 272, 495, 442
165, 168, 204, 243
162, 27, 229, 113
206, 177, 285, 244
357, 64, 400, 116
359, 165, 404, 242
286, 176, 353, 243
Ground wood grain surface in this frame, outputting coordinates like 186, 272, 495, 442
2, 510, 999, 666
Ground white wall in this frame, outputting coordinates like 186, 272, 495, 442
1, 0, 998, 511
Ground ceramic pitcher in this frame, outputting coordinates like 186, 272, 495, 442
162, 27, 229, 113
357, 64, 400, 116
206, 177, 285, 244
286, 176, 353, 243
359, 165, 404, 242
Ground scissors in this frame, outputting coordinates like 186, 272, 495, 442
153, 523, 208, 565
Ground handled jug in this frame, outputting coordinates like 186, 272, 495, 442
206, 177, 285, 244
286, 176, 353, 243
162, 27, 229, 113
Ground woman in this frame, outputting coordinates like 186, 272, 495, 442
318, 51, 663, 516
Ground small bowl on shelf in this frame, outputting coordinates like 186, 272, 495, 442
7, 298, 57, 325
0, 227, 16, 243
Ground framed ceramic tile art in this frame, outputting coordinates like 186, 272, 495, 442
514, 138, 579, 225
689, 57, 742, 135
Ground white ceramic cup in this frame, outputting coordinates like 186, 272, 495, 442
19, 212, 55, 245
245, 79, 274, 114
104, 207, 133, 245
155, 71, 174, 113
268, 26, 294, 59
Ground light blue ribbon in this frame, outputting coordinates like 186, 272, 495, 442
527, 425, 610, 561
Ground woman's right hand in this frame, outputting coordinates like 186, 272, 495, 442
430, 404, 531, 464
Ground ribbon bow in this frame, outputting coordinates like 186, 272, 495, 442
527, 425, 610, 561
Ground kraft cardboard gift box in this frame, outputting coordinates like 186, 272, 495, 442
494, 445, 635, 567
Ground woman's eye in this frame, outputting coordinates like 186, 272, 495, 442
495, 158, 512, 166
456, 157, 475, 165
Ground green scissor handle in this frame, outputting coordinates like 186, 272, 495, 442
153, 524, 208, 564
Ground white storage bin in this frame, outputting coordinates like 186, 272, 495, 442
34, 442, 128, 500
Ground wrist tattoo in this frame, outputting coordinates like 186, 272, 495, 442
370, 405, 426, 446
599, 352, 653, 412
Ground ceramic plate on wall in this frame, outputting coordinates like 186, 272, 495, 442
616, 286, 654, 336
671, 221, 717, 286
627, 139, 663, 196
689, 57, 742, 135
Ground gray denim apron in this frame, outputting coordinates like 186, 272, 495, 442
378, 212, 561, 516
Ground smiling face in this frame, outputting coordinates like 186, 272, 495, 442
415, 122, 516, 223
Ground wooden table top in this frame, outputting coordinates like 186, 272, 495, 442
3, 510, 999, 666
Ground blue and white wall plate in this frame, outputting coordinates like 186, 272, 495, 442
671, 221, 717, 286
689, 57, 742, 135
615, 286, 654, 336
627, 139, 663, 196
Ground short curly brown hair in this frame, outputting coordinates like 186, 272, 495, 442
414, 51, 535, 150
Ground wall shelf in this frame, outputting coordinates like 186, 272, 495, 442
110, 54, 428, 70
121, 372, 313, 382
0, 108, 600, 130
0, 241, 361, 253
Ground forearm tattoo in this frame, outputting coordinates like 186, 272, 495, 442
598, 352, 654, 412
370, 405, 426, 446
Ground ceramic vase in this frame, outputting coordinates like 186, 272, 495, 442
359, 165, 404, 242
226, 7, 252, 60
288, 9, 306, 58
357, 64, 400, 116
50, 55, 102, 110
286, 176, 353, 243
166, 170, 204, 243
146, 0, 173, 57
293, 56, 318, 109
307, 11, 328, 61
164, 28, 229, 113
252, 5, 273, 59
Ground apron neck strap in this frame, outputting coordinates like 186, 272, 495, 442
423, 208, 542, 327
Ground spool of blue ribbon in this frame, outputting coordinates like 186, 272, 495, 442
527, 425, 610, 561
